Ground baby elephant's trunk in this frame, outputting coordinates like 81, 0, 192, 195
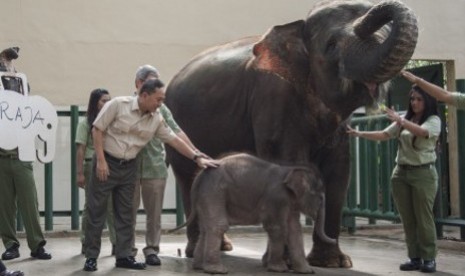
314, 195, 337, 244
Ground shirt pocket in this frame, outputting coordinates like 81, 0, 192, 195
111, 119, 131, 134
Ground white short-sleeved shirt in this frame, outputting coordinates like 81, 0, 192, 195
93, 96, 176, 160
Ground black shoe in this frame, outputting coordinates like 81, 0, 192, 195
0, 270, 25, 276
115, 256, 146, 270
83, 258, 98, 272
1, 244, 20, 260
421, 259, 436, 273
111, 244, 115, 256
399, 258, 422, 271
30, 246, 52, 260
145, 254, 161, 266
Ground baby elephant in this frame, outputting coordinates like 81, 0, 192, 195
177, 153, 335, 274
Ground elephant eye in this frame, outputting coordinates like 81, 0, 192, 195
47, 123, 52, 129
325, 38, 337, 54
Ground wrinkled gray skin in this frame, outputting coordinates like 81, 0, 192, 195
165, 0, 418, 268
179, 153, 333, 274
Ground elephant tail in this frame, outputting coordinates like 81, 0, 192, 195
167, 210, 197, 233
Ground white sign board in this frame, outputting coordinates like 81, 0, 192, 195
0, 73, 57, 163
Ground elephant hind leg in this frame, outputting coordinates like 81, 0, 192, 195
202, 227, 228, 274
193, 232, 205, 270
220, 233, 233, 251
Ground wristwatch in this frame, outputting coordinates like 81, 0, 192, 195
192, 152, 201, 162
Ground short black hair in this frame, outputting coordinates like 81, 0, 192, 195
140, 78, 164, 95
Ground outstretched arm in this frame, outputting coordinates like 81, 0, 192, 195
401, 71, 454, 104
346, 125, 390, 141
166, 136, 219, 168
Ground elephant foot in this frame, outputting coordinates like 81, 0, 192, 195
261, 251, 269, 267
203, 263, 228, 274
267, 261, 289, 273
192, 261, 203, 270
220, 234, 233, 251
291, 261, 314, 274
193, 255, 203, 270
185, 241, 196, 258
306, 248, 352, 268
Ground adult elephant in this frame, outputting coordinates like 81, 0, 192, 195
165, 0, 418, 268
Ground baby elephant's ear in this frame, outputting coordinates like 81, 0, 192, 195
252, 20, 309, 84
284, 169, 307, 197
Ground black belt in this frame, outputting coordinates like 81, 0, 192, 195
104, 152, 135, 165
0, 154, 18, 159
398, 163, 434, 170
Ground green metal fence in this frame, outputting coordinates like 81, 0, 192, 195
343, 114, 400, 233
17, 105, 185, 231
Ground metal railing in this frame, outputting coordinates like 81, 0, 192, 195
17, 105, 185, 231
343, 114, 401, 233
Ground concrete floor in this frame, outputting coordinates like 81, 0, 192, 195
3, 215, 465, 275
3, 225, 465, 276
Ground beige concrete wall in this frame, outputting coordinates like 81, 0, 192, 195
1, 0, 464, 105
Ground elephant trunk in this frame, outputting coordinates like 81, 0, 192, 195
341, 0, 418, 83
314, 195, 337, 244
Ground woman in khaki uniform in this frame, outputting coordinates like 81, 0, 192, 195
347, 85, 441, 273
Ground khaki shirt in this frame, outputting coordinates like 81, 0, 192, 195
451, 92, 465, 110
75, 119, 94, 160
384, 115, 441, 165
93, 96, 176, 160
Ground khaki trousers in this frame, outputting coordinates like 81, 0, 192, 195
132, 178, 166, 256
80, 160, 116, 247
391, 165, 438, 260
84, 156, 136, 259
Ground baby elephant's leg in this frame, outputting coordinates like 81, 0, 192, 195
287, 213, 314, 274
193, 231, 205, 270
263, 222, 289, 273
202, 225, 228, 274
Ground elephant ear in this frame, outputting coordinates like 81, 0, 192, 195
252, 20, 309, 87
284, 168, 309, 199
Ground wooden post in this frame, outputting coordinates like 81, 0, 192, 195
446, 60, 460, 216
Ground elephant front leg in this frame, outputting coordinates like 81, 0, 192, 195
287, 213, 314, 274
202, 228, 228, 274
263, 223, 289, 273
307, 143, 352, 268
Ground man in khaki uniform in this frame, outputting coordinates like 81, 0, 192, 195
83, 78, 218, 272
